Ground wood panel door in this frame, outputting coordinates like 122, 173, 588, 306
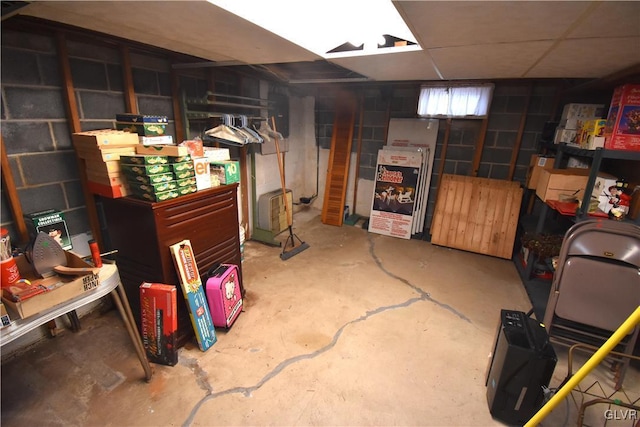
322, 93, 357, 226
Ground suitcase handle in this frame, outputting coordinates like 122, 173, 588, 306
205, 263, 222, 281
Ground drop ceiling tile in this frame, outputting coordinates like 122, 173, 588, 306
395, 1, 591, 47
330, 51, 441, 81
526, 37, 640, 78
568, 1, 640, 38
22, 1, 320, 64
429, 41, 553, 80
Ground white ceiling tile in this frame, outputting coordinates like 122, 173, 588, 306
429, 41, 553, 80
526, 37, 640, 78
394, 1, 591, 47
568, 1, 640, 38
330, 51, 441, 81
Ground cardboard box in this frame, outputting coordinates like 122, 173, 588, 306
560, 103, 605, 129
1, 252, 100, 319
75, 145, 137, 162
83, 160, 121, 175
526, 155, 554, 190
210, 161, 240, 184
203, 147, 230, 162
87, 180, 129, 198
167, 155, 192, 164
120, 163, 172, 176
129, 180, 178, 195
604, 84, 640, 151
136, 145, 190, 157
119, 155, 168, 166
71, 129, 139, 147
24, 209, 72, 250
193, 157, 211, 191
169, 161, 194, 174
554, 128, 578, 144
139, 135, 174, 146
577, 119, 606, 148
85, 171, 128, 187
175, 177, 197, 188
169, 240, 217, 352
125, 172, 175, 186
175, 185, 197, 196
585, 135, 605, 150
115, 114, 168, 136
173, 169, 195, 180
1, 301, 12, 328
139, 282, 178, 366
536, 168, 590, 202
591, 173, 619, 213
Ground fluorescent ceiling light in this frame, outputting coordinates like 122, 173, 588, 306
208, 0, 420, 58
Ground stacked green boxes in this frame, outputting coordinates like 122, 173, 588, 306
121, 154, 196, 202
115, 114, 168, 137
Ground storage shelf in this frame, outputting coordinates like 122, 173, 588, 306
515, 143, 639, 321
557, 143, 640, 161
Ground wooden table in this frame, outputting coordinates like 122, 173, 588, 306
0, 262, 153, 381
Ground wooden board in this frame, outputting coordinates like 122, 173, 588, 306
321, 93, 357, 226
430, 174, 522, 259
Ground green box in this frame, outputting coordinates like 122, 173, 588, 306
170, 161, 194, 174
121, 163, 172, 176
129, 180, 178, 195
125, 172, 174, 185
175, 177, 197, 188
115, 114, 168, 137
119, 155, 168, 165
168, 155, 192, 164
210, 161, 240, 184
173, 169, 196, 180
24, 209, 73, 250
132, 189, 179, 202
176, 185, 197, 196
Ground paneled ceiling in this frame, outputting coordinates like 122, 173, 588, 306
7, 0, 640, 84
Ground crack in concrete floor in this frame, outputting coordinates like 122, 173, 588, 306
181, 233, 472, 427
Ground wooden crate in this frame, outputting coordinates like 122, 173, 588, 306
431, 174, 522, 259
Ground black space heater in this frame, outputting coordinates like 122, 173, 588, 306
485, 309, 557, 426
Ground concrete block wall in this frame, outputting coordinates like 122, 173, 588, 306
0, 28, 248, 246
2, 35, 167, 239
314, 81, 562, 233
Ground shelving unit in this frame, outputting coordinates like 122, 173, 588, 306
515, 143, 640, 319
553, 143, 640, 219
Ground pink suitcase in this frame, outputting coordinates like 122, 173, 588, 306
205, 264, 243, 328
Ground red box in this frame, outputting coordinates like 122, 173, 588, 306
140, 282, 178, 366
604, 84, 640, 151
87, 180, 129, 198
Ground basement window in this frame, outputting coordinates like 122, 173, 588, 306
417, 84, 494, 118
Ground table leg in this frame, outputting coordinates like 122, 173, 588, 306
110, 286, 153, 381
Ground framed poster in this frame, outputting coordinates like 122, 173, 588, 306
368, 150, 422, 239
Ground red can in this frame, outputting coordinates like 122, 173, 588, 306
1, 228, 21, 288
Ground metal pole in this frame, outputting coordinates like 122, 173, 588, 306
525, 306, 640, 426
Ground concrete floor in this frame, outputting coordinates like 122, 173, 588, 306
2, 209, 639, 426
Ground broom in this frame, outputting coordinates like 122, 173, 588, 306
272, 117, 309, 260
